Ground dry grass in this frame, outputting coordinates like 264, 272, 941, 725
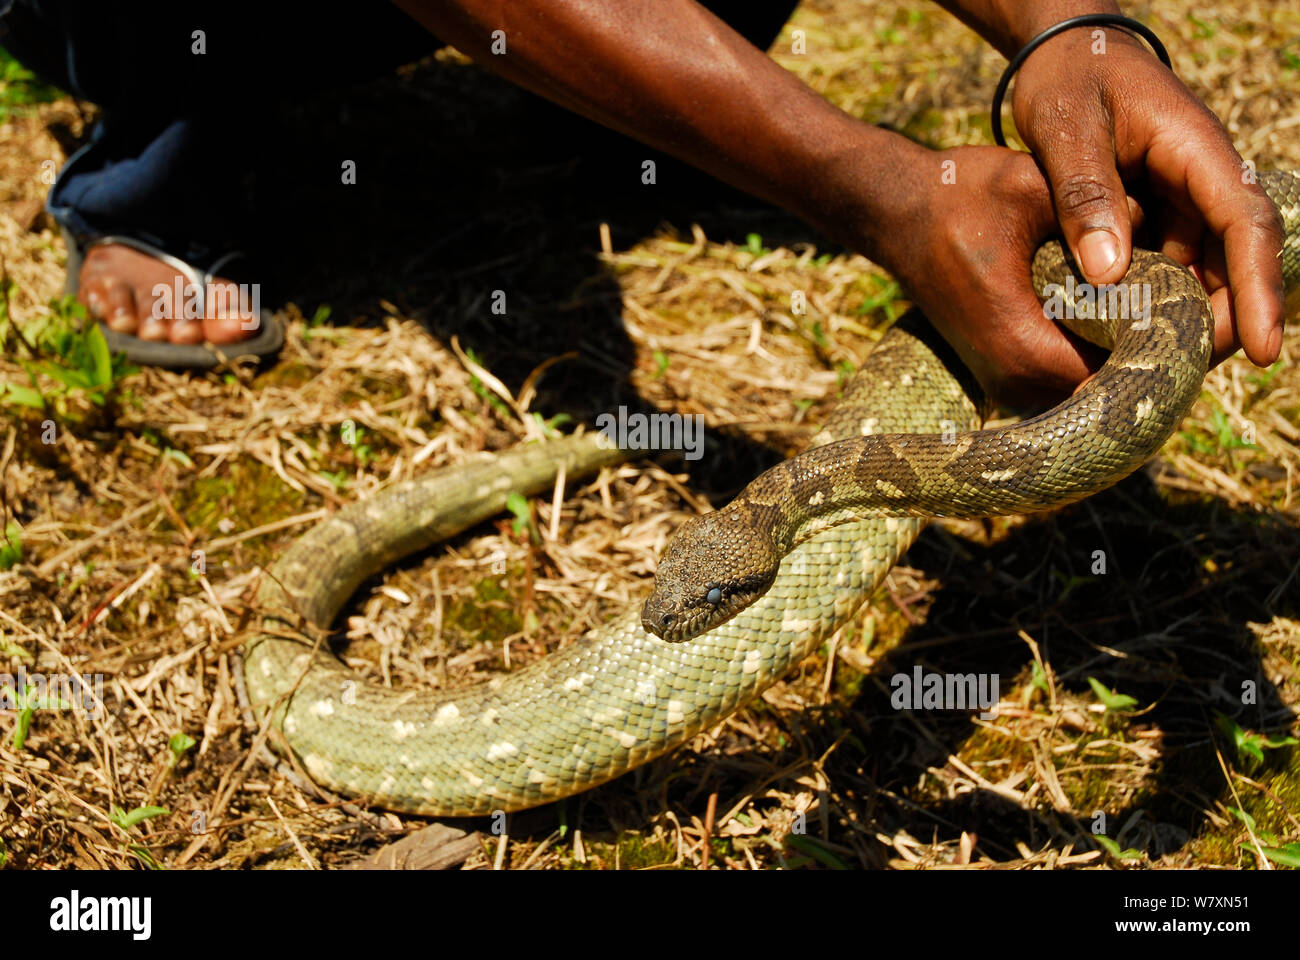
0, 0, 1298, 870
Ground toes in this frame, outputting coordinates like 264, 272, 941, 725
78, 248, 262, 348
203, 279, 258, 344
81, 282, 108, 322
203, 311, 259, 344
79, 250, 120, 320
136, 313, 170, 341
168, 319, 205, 345
103, 282, 139, 334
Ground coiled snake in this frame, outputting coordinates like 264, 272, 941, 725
244, 171, 1299, 816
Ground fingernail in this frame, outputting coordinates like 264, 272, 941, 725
169, 320, 204, 346
1077, 230, 1120, 281
1266, 325, 1282, 364
107, 308, 135, 333
137, 317, 169, 341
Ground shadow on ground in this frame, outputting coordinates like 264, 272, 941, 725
257, 52, 821, 484
242, 54, 1298, 865
492, 471, 1299, 866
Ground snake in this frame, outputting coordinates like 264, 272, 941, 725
243, 171, 1299, 817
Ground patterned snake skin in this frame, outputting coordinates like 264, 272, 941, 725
244, 171, 1299, 816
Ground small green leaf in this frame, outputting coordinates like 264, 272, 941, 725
128, 844, 163, 870
85, 322, 112, 386
785, 834, 850, 869
0, 635, 30, 662
1054, 570, 1092, 602
1227, 806, 1258, 832
1260, 843, 1300, 868
1215, 712, 1295, 766
35, 360, 92, 391
318, 469, 350, 492
1260, 733, 1300, 749
168, 732, 197, 761
1238, 737, 1262, 765
1095, 835, 1142, 860
12, 702, 32, 751
111, 805, 170, 831
505, 492, 536, 541
161, 447, 194, 468
8, 683, 67, 749
0, 522, 21, 571
1030, 660, 1049, 695
856, 277, 901, 315
1087, 677, 1139, 712
1, 383, 45, 408
530, 411, 572, 438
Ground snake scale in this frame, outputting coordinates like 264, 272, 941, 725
244, 171, 1300, 816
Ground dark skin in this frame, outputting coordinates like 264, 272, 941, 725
80, 247, 251, 346
85, 0, 1287, 408
939, 0, 1288, 402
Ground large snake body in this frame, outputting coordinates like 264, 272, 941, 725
244, 172, 1299, 816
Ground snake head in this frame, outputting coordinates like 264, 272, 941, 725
642, 506, 778, 642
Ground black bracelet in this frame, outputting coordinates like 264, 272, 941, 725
990, 13, 1172, 148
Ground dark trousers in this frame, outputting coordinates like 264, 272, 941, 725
0, 1, 798, 263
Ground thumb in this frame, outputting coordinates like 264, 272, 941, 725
1035, 127, 1133, 286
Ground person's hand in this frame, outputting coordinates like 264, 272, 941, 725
860, 142, 1105, 409
1010, 25, 1288, 370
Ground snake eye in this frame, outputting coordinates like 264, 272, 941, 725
706, 586, 722, 605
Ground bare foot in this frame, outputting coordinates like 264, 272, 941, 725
78, 243, 259, 345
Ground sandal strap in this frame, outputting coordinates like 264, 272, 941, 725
85, 234, 209, 315
82, 235, 262, 332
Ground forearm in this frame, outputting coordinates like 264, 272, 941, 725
391, 0, 923, 254
934, 0, 1122, 57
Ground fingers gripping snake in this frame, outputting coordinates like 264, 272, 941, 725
244, 172, 1300, 817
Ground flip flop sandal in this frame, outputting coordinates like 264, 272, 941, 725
65, 234, 285, 370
